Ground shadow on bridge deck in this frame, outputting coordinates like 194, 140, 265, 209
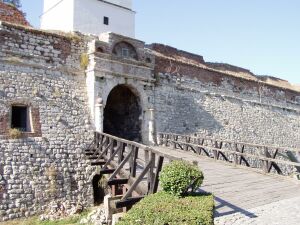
154, 146, 300, 218
214, 196, 257, 218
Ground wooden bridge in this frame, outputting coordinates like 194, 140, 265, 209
85, 132, 300, 217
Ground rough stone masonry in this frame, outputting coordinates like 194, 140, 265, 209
1, 11, 300, 222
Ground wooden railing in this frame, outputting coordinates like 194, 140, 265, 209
158, 132, 300, 177
85, 132, 182, 208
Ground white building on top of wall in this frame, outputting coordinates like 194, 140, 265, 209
40, 0, 135, 38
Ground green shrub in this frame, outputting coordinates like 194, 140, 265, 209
117, 192, 214, 225
159, 160, 204, 197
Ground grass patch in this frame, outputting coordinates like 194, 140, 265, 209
9, 128, 22, 139
0, 210, 90, 225
117, 191, 214, 225
80, 53, 89, 70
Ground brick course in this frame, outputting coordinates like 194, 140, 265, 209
0, 3, 30, 26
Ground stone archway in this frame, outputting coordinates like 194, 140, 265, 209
103, 85, 142, 142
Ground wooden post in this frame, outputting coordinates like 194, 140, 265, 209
150, 156, 164, 194
130, 146, 138, 177
147, 152, 155, 193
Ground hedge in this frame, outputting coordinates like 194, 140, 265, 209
117, 192, 214, 225
159, 160, 204, 197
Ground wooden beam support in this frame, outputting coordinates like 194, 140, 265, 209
108, 178, 128, 186
115, 196, 144, 208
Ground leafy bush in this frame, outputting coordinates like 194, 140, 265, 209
117, 192, 214, 225
159, 160, 204, 197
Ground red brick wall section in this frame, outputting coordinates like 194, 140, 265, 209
0, 2, 30, 26
154, 55, 300, 102
155, 56, 223, 85
149, 43, 205, 65
0, 113, 9, 135
29, 107, 42, 137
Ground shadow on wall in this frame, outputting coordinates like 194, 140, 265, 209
158, 94, 222, 135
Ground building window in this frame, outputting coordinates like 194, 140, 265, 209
122, 48, 129, 58
112, 42, 138, 60
96, 47, 104, 53
104, 16, 109, 25
146, 57, 152, 63
11, 105, 31, 132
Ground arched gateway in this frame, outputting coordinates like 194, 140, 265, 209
103, 85, 142, 142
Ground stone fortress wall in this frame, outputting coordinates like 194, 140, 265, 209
0, 22, 95, 221
0, 21, 156, 221
1, 18, 300, 221
151, 44, 300, 148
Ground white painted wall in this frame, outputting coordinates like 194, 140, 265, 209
41, 0, 135, 38
106, 0, 132, 9
40, 0, 74, 32
73, 0, 135, 37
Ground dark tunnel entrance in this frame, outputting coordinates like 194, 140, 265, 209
103, 85, 142, 142
92, 174, 105, 205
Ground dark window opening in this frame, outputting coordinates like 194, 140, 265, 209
146, 57, 152, 63
122, 48, 129, 58
96, 47, 104, 53
104, 16, 109, 25
11, 106, 30, 132
112, 42, 138, 60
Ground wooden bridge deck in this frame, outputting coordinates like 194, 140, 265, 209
87, 132, 300, 221
154, 146, 300, 217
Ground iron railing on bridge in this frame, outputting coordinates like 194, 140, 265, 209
158, 132, 300, 178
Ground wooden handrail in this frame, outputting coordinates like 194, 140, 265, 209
85, 132, 184, 209
172, 139, 300, 167
158, 132, 300, 176
158, 132, 300, 153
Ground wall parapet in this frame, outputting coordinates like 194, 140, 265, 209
150, 44, 300, 105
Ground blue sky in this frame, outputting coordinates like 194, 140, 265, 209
21, 0, 300, 84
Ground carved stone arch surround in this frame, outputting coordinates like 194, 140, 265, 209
111, 41, 139, 61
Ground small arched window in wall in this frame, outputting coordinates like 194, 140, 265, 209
112, 42, 138, 60
146, 57, 152, 63
96, 47, 104, 53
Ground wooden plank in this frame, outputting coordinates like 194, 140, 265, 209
104, 157, 148, 196
122, 160, 153, 200
130, 146, 138, 177
108, 148, 133, 182
150, 156, 164, 194
91, 160, 106, 166
108, 178, 128, 185
102, 141, 124, 169
115, 196, 144, 208
100, 168, 115, 175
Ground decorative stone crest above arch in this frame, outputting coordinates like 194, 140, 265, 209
112, 41, 138, 60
